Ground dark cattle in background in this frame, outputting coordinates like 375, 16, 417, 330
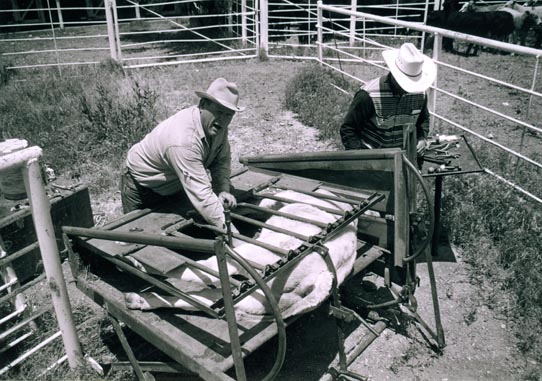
426, 9, 527, 55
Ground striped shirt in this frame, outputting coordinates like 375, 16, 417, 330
340, 74, 429, 150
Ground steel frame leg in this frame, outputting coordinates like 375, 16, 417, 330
108, 314, 154, 381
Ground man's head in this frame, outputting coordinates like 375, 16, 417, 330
382, 43, 437, 93
195, 78, 245, 139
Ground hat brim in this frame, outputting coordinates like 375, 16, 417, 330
195, 91, 245, 112
382, 49, 437, 93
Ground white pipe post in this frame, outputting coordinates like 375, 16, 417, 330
317, 1, 323, 65
241, 0, 247, 47
349, 0, 357, 47
104, 0, 118, 61
135, 1, 141, 19
55, 0, 64, 30
22, 158, 83, 370
515, 55, 539, 172
255, 0, 260, 55
394, 0, 399, 37
430, 33, 441, 128
259, 0, 268, 58
226, 0, 233, 37
111, 0, 123, 61
420, 0, 430, 53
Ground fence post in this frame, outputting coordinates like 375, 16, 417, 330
111, 0, 123, 61
241, 0, 247, 46
104, 0, 118, 61
259, 0, 268, 58
349, 0, 357, 47
317, 1, 323, 65
516, 55, 539, 172
55, 0, 64, 30
430, 33, 441, 128
135, 1, 141, 19
226, 0, 233, 37
11, 151, 83, 370
420, 0, 430, 53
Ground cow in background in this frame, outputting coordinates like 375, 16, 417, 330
426, 3, 538, 55
460, 0, 541, 46
505, 1, 542, 47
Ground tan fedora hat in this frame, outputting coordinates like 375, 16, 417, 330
195, 78, 245, 112
382, 43, 436, 93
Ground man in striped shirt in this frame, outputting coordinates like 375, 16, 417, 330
340, 43, 437, 156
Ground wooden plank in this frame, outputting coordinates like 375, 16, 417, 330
357, 215, 393, 250
351, 242, 387, 275
230, 169, 278, 196
129, 246, 190, 275
76, 274, 289, 378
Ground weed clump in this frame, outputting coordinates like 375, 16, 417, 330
0, 67, 160, 182
284, 64, 357, 142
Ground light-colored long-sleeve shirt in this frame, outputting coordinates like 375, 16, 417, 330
126, 106, 231, 227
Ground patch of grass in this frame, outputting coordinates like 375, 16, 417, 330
1, 62, 160, 193
442, 147, 542, 372
284, 64, 357, 142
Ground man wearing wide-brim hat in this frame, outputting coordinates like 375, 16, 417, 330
340, 42, 437, 154
121, 78, 244, 230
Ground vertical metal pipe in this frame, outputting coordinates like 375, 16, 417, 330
241, 0, 247, 46
214, 240, 247, 381
516, 55, 539, 171
55, 0, 64, 30
104, 0, 118, 61
111, 0, 123, 61
421, 0, 430, 53
22, 159, 83, 369
255, 0, 260, 54
259, 0, 268, 58
394, 0, 399, 37
134, 1, 141, 19
317, 1, 323, 65
349, 0, 357, 47
430, 33, 441, 128
45, 0, 62, 76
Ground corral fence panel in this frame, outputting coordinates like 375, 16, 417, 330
264, 0, 437, 59
0, 0, 259, 72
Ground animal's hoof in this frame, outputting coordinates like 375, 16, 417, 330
124, 292, 148, 310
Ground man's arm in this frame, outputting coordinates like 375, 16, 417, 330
415, 95, 430, 154
340, 90, 374, 150
416, 95, 430, 140
208, 137, 237, 209
166, 145, 226, 228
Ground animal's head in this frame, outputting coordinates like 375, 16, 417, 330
523, 10, 542, 29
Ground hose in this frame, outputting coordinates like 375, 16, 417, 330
224, 245, 287, 381
402, 154, 435, 263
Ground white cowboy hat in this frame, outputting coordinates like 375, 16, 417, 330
382, 43, 437, 93
195, 78, 245, 112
